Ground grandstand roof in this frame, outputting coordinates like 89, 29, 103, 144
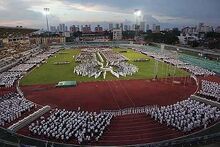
0, 26, 38, 38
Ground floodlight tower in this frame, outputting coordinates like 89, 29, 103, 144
44, 8, 50, 32
134, 9, 142, 39
134, 9, 141, 24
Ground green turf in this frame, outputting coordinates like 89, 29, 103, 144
113, 48, 189, 79
20, 48, 189, 85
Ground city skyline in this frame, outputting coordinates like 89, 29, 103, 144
0, 0, 220, 29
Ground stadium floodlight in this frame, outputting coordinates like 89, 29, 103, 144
44, 8, 50, 32
134, 9, 141, 39
134, 9, 142, 26
134, 9, 142, 17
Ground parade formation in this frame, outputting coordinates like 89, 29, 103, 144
74, 47, 138, 79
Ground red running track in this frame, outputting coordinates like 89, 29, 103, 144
21, 77, 197, 112
17, 77, 199, 145
0, 87, 16, 96
17, 113, 186, 146
199, 75, 220, 83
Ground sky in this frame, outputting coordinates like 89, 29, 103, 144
0, 0, 219, 29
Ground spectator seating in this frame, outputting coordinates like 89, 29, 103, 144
198, 80, 220, 102
0, 92, 35, 126
0, 72, 22, 87
147, 98, 220, 132
29, 109, 113, 144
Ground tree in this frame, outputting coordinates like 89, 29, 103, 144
122, 31, 135, 40
188, 40, 199, 47
144, 31, 179, 44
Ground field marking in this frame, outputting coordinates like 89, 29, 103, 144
106, 81, 121, 110
111, 80, 135, 108
117, 80, 136, 107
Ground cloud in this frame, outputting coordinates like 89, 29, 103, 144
0, 0, 219, 28
0, 0, 7, 10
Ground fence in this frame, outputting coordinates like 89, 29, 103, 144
0, 125, 220, 147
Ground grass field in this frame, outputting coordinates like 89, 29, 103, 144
20, 48, 189, 85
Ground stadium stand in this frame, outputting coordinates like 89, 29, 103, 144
0, 42, 219, 146
124, 44, 217, 76
147, 98, 220, 132
28, 109, 113, 144
198, 80, 220, 102
0, 72, 22, 87
0, 92, 35, 127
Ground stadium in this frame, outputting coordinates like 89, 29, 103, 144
0, 23, 220, 147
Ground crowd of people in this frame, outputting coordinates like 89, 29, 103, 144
74, 61, 102, 78
9, 64, 36, 72
135, 47, 216, 76
0, 48, 61, 87
163, 58, 188, 66
177, 65, 215, 76
101, 105, 158, 116
74, 49, 102, 78
0, 57, 17, 69
142, 51, 168, 60
74, 47, 138, 79
0, 92, 36, 126
114, 62, 138, 77
101, 49, 127, 64
198, 80, 220, 102
0, 72, 22, 87
24, 57, 46, 64
75, 50, 97, 63
147, 98, 220, 132
29, 109, 113, 144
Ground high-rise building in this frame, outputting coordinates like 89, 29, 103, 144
95, 25, 103, 33
140, 21, 146, 32
132, 24, 136, 31
120, 23, 124, 31
124, 25, 128, 31
201, 25, 213, 33
152, 24, 156, 32
70, 25, 80, 33
152, 24, 160, 33
182, 26, 197, 35
113, 29, 122, 40
197, 23, 204, 32
215, 26, 220, 33
58, 24, 67, 32
81, 25, 92, 33
115, 23, 120, 29
50, 26, 57, 32
155, 25, 160, 33
128, 25, 131, 31
146, 24, 150, 31
109, 23, 113, 31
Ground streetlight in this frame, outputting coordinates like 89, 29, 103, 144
44, 8, 50, 32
